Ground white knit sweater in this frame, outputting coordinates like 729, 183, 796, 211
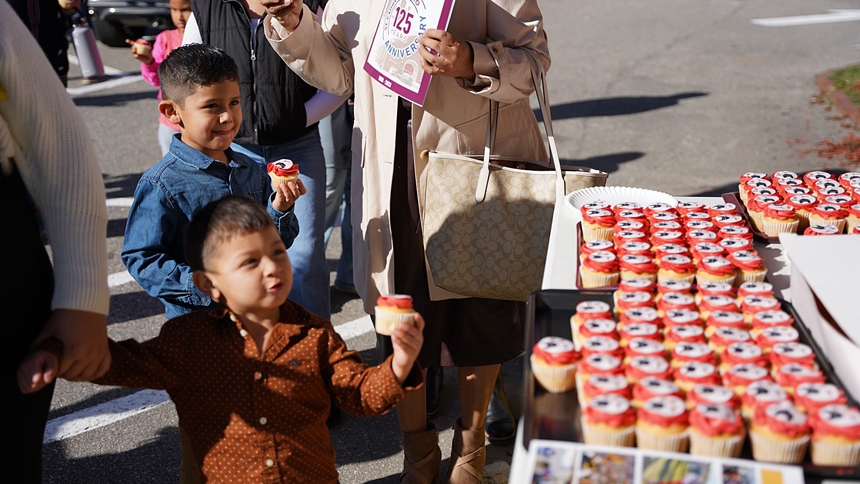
0, 0, 110, 315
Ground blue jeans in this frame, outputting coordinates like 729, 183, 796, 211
319, 102, 354, 289
232, 128, 331, 319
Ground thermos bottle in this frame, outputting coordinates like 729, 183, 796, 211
72, 14, 105, 79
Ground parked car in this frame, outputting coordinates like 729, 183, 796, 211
86, 0, 172, 47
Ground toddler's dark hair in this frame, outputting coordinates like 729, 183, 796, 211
158, 44, 238, 106
184, 195, 275, 271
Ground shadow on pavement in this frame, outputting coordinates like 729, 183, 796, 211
73, 90, 158, 107
536, 92, 708, 121
104, 173, 141, 199
561, 152, 644, 175
47, 387, 141, 422
108, 291, 165, 326
107, 218, 126, 238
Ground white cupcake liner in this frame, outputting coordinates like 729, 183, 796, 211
530, 354, 577, 393
739, 268, 768, 284
656, 271, 696, 285
575, 372, 587, 405
373, 307, 415, 335
749, 210, 765, 231
808, 215, 846, 233
581, 418, 636, 447
620, 271, 657, 283
749, 428, 810, 464
270, 174, 299, 191
795, 210, 811, 231
847, 216, 860, 234
580, 268, 619, 288
763, 218, 800, 237
811, 438, 860, 467
695, 271, 737, 288
582, 223, 614, 242
689, 429, 745, 457
738, 185, 748, 204
635, 427, 689, 452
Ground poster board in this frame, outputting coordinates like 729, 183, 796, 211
363, 0, 455, 106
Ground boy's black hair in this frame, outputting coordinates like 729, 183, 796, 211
184, 195, 275, 272
158, 44, 239, 106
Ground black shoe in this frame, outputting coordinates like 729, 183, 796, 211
485, 371, 516, 443
425, 366, 443, 417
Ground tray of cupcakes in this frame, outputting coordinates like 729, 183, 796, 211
523, 285, 860, 479
727, 170, 860, 243
575, 198, 765, 290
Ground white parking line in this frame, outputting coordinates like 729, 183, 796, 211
108, 270, 135, 288
44, 315, 375, 443
752, 9, 860, 27
66, 54, 144, 96
106, 197, 134, 207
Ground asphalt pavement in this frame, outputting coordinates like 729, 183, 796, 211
42, 0, 859, 482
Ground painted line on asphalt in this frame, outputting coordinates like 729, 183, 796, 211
108, 270, 135, 288
752, 9, 860, 27
43, 389, 170, 444
106, 197, 134, 207
66, 54, 143, 96
44, 316, 375, 443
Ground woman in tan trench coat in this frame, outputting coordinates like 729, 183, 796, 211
261, 0, 550, 481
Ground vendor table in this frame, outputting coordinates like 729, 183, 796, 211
507, 195, 794, 482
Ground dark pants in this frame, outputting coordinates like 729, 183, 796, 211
1, 165, 57, 482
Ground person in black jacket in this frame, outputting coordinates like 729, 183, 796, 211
9, 0, 78, 86
185, 0, 347, 322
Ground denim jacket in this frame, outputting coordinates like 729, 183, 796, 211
121, 135, 300, 318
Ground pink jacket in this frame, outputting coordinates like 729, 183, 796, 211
141, 29, 183, 130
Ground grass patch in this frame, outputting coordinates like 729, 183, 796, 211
830, 65, 860, 105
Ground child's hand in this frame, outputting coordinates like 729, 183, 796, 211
125, 39, 154, 65
272, 179, 307, 212
17, 350, 60, 394
390, 313, 425, 385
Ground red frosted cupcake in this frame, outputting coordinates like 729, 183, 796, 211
644, 202, 676, 219
530, 336, 580, 393
619, 306, 661, 328
618, 277, 655, 294
580, 239, 615, 261
728, 250, 767, 284
580, 251, 620, 289
615, 291, 654, 314
813, 179, 843, 195
658, 292, 697, 315
676, 200, 706, 216
670, 341, 716, 368
687, 384, 739, 410
651, 230, 685, 247
619, 254, 658, 283
723, 363, 771, 398
741, 379, 788, 423
741, 295, 781, 322
688, 403, 746, 457
654, 244, 690, 263
581, 373, 631, 405
582, 208, 615, 241
847, 203, 860, 233
718, 225, 753, 240
616, 209, 648, 225
825, 194, 855, 209
617, 241, 651, 258
809, 203, 847, 233
713, 214, 745, 229
674, 361, 721, 393
623, 337, 666, 364
750, 310, 794, 338
762, 203, 799, 237
705, 311, 748, 337
614, 219, 646, 234
665, 325, 706, 352
576, 352, 624, 397
572, 300, 613, 327
839, 172, 860, 188
267, 159, 300, 190
769, 342, 815, 372
581, 200, 610, 215
619, 322, 662, 347
691, 242, 725, 265
718, 237, 753, 255
804, 170, 833, 185
687, 229, 719, 247
625, 355, 673, 384
780, 186, 812, 197
809, 404, 860, 466
805, 223, 842, 235
580, 394, 636, 447
748, 195, 781, 231
662, 309, 702, 331
754, 326, 799, 354
687, 212, 713, 223
581, 336, 624, 359
656, 279, 693, 298
708, 203, 738, 219
651, 221, 683, 234
773, 363, 825, 395
633, 376, 683, 407
696, 255, 737, 287
685, 220, 715, 233
657, 254, 697, 285
708, 327, 752, 355
636, 395, 690, 451
651, 211, 681, 223
749, 400, 811, 464
613, 230, 649, 247
794, 382, 847, 414
613, 202, 642, 214
697, 281, 735, 301
719, 342, 768, 372
576, 318, 618, 350
737, 281, 774, 303
698, 295, 738, 320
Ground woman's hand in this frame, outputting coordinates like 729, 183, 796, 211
260, 0, 304, 33
418, 29, 475, 80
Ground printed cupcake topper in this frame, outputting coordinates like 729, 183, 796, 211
641, 376, 680, 394
675, 342, 711, 357
818, 405, 860, 427
590, 394, 630, 414
679, 362, 717, 378
797, 382, 841, 402
693, 385, 735, 404
765, 401, 807, 425
576, 301, 611, 313
643, 396, 686, 417
747, 380, 787, 401
583, 353, 621, 371
536, 337, 575, 354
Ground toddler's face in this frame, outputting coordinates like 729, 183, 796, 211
204, 226, 292, 316
170, 0, 192, 33
171, 80, 241, 161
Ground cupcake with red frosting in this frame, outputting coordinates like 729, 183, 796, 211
657, 292, 697, 316
636, 395, 690, 451
824, 194, 855, 210
687, 384, 739, 410
748, 195, 782, 231
580, 200, 610, 216
674, 361, 721, 393
698, 295, 738, 320
612, 202, 642, 214
619, 322, 662, 347
773, 363, 826, 395
739, 173, 769, 202
576, 353, 625, 396
809, 404, 860, 466
625, 355, 673, 384
741, 295, 781, 323
575, 318, 618, 351
581, 336, 624, 360
705, 311, 748, 337
804, 170, 833, 185
696, 255, 737, 287
656, 279, 693, 300
651, 230, 685, 247
614, 279, 655, 308
616, 209, 648, 226
580, 394, 636, 447
266, 159, 300, 190
619, 307, 661, 328
581, 373, 631, 405
580, 251, 620, 288
645, 202, 676, 220
662, 309, 702, 332
720, 342, 768, 373
696, 281, 735, 304
750, 310, 794, 338
795, 382, 847, 415
657, 254, 696, 284
691, 242, 725, 265
623, 338, 666, 365
741, 380, 789, 424
615, 291, 654, 315
689, 403, 746, 457
613, 230, 649, 247
671, 340, 716, 366
654, 245, 690, 265
652, 211, 681, 223
687, 229, 719, 247
728, 250, 768, 284
651, 221, 683, 234
769, 342, 815, 373
754, 326, 800, 354
722, 363, 771, 398
665, 325, 706, 353
572, 300, 613, 328
685, 220, 715, 233
581, 208, 615, 242
718, 237, 752, 255
708, 327, 752, 356
713, 214, 745, 229
847, 204, 860, 233
808, 203, 848, 233
839, 172, 860, 188
762, 203, 799, 236
579, 239, 615, 261
750, 400, 811, 464
619, 254, 658, 283
530, 336, 579, 393
375, 294, 416, 335
617, 241, 651, 258
805, 223, 842, 235
633, 376, 683, 407
718, 225, 753, 240
677, 200, 707, 216
737, 281, 774, 304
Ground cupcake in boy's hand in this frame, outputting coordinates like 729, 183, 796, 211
530, 336, 579, 393
374, 295, 416, 335
809, 404, 860, 467
267, 159, 300, 190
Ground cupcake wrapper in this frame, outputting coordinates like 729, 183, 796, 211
763, 218, 799, 237
270, 174, 299, 191
749, 210, 764, 231
847, 216, 860, 234
530, 354, 577, 393
739, 269, 767, 284
581, 418, 636, 447
811, 439, 860, 467
582, 224, 614, 242
749, 429, 810, 464
738, 185, 748, 204
689, 430, 745, 457
635, 427, 689, 452
695, 271, 737, 288
580, 268, 620, 289
796, 211, 811, 231
656, 272, 696, 285
373, 308, 415, 336
808, 215, 846, 233
620, 271, 657, 283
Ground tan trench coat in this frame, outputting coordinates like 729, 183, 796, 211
265, 0, 551, 314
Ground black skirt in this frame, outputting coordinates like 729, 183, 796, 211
376, 103, 525, 368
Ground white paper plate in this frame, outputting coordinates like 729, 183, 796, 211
565, 186, 678, 213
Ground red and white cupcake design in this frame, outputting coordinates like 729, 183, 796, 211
633, 376, 683, 404
620, 307, 661, 327
688, 384, 739, 409
625, 355, 673, 383
795, 382, 847, 414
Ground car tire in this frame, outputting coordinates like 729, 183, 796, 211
92, 18, 143, 47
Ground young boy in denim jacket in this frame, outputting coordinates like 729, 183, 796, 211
121, 44, 305, 318
19, 195, 426, 483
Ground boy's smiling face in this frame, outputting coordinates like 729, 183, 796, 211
195, 226, 292, 319
163, 79, 241, 162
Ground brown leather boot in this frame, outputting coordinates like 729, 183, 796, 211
401, 421, 441, 484
444, 419, 486, 484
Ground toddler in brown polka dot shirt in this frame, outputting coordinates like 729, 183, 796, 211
18, 195, 426, 483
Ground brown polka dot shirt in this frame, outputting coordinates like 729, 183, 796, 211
94, 301, 423, 483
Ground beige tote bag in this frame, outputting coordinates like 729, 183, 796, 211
420, 70, 608, 301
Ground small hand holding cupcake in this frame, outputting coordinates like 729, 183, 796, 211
272, 178, 306, 212
390, 313, 425, 386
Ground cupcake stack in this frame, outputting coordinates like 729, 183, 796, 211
736, 170, 860, 235
578, 200, 768, 289
536, 281, 860, 466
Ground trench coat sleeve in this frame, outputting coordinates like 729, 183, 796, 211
459, 0, 551, 104
264, 4, 355, 97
